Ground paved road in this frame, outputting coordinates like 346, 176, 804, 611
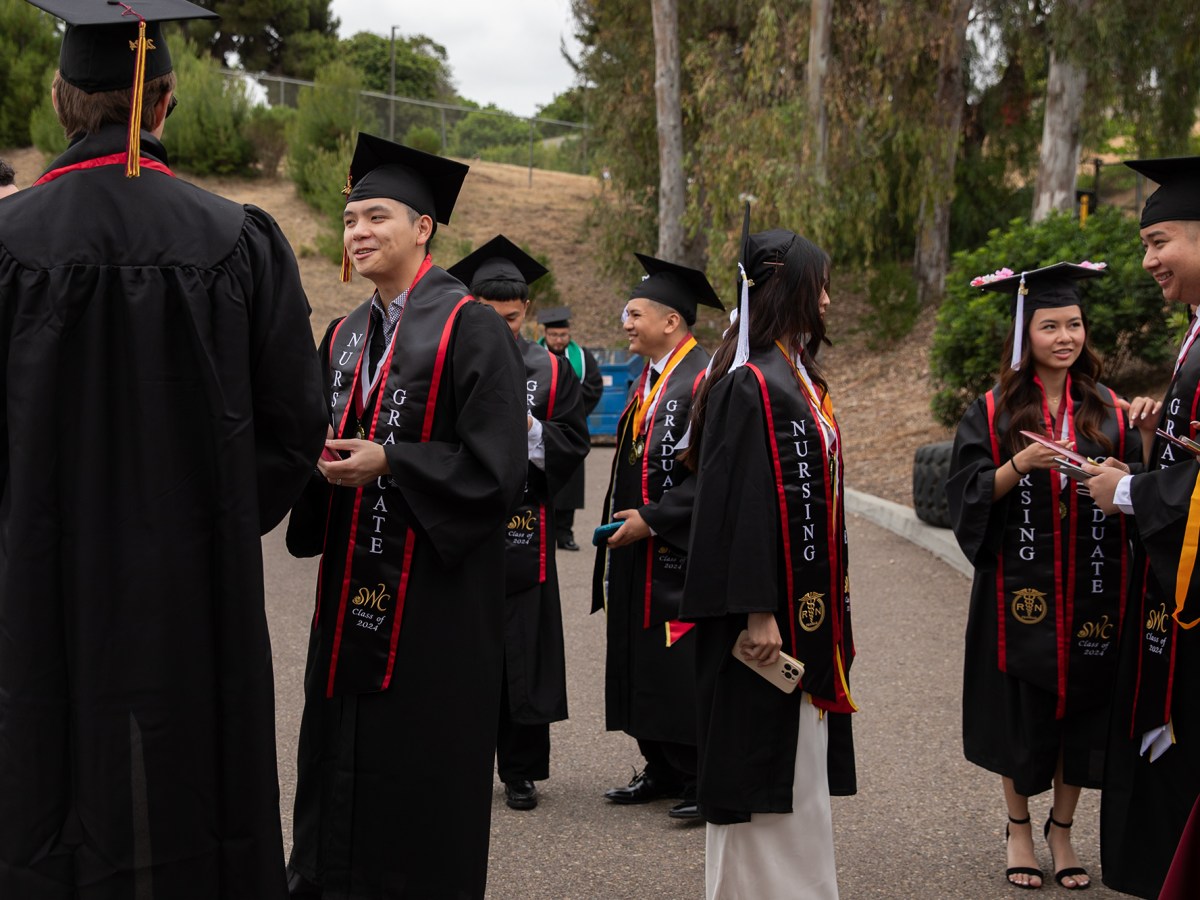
263, 447, 1130, 899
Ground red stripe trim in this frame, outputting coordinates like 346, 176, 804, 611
538, 504, 548, 584
1130, 556, 1152, 737
381, 530, 417, 691
642, 540, 654, 629
33, 153, 174, 186
747, 363, 797, 653
984, 391, 1008, 672
422, 295, 471, 440
545, 350, 559, 420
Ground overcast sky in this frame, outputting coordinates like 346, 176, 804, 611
330, 0, 582, 118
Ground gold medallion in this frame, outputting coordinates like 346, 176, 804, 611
797, 591, 826, 632
629, 437, 645, 465
1011, 587, 1048, 625
356, 424, 366, 440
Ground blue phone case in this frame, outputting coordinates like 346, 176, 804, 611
592, 521, 623, 546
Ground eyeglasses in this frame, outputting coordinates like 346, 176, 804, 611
166, 95, 179, 119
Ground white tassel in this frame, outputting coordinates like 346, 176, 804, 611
1010, 272, 1028, 370
730, 263, 752, 372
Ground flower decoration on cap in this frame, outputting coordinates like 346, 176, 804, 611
969, 267, 1015, 287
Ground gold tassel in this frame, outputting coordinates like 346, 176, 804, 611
126, 19, 148, 178
340, 247, 353, 283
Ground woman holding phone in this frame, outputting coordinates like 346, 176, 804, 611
681, 222, 856, 899
946, 262, 1146, 890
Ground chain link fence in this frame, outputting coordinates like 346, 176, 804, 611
223, 69, 590, 180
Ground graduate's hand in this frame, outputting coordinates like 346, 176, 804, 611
1119, 395, 1162, 441
607, 508, 650, 547
741, 612, 782, 667
317, 439, 390, 488
1080, 458, 1126, 515
1013, 438, 1071, 473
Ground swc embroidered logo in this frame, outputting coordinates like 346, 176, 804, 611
1077, 616, 1115, 640
797, 591, 826, 632
1011, 588, 1048, 625
507, 510, 538, 532
353, 583, 391, 614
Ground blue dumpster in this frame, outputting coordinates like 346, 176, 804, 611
587, 348, 641, 441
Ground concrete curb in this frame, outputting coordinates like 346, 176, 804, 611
845, 487, 973, 578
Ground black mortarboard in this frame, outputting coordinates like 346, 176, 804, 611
29, 0, 217, 93
1125, 156, 1200, 229
344, 133, 468, 228
973, 261, 1107, 368
536, 306, 572, 327
630, 253, 723, 326
446, 234, 547, 294
743, 229, 799, 288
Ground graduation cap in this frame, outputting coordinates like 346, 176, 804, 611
29, 0, 217, 177
536, 306, 572, 328
972, 261, 1108, 369
340, 132, 470, 281
629, 253, 724, 326
1125, 156, 1200, 229
446, 234, 547, 296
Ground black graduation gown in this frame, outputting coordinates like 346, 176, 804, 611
591, 340, 708, 745
544, 341, 601, 511
680, 351, 857, 826
286, 270, 527, 900
502, 338, 589, 724
1102, 333, 1200, 898
946, 386, 1138, 798
0, 126, 328, 899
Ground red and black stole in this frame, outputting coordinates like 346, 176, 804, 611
317, 258, 470, 697
504, 339, 559, 594
984, 378, 1128, 718
1129, 322, 1200, 735
745, 345, 856, 714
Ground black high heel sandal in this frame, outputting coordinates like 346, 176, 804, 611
1006, 815, 1044, 890
1044, 814, 1090, 889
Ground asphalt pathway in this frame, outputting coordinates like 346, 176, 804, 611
262, 447, 1131, 899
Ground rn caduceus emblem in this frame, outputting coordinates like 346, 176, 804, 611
1011, 588, 1048, 625
797, 591, 826, 632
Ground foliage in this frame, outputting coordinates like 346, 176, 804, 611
450, 107, 532, 158
166, 38, 256, 176
404, 125, 442, 156
188, 0, 340, 79
537, 87, 587, 124
245, 105, 295, 177
339, 31, 455, 100
863, 261, 920, 349
29, 67, 68, 158
0, 0, 60, 148
930, 206, 1170, 427
288, 61, 373, 263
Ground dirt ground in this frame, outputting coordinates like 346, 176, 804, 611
2, 145, 946, 507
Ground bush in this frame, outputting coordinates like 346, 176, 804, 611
450, 107, 532, 157
167, 37, 255, 176
246, 105, 294, 178
404, 125, 441, 156
863, 260, 920, 349
0, 0, 59, 147
288, 61, 375, 263
930, 205, 1170, 427
29, 66, 67, 158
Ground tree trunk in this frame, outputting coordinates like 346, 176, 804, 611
1031, 49, 1087, 221
912, 0, 971, 305
807, 0, 832, 180
650, 0, 686, 261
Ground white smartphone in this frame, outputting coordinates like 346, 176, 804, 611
732, 629, 805, 694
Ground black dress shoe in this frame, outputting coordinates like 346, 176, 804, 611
603, 770, 681, 805
668, 800, 700, 820
557, 536, 579, 551
504, 780, 538, 810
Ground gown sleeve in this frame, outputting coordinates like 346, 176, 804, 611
540, 360, 591, 497
1130, 458, 1200, 620
581, 347, 605, 417
383, 301, 528, 566
946, 396, 1003, 568
242, 206, 329, 534
284, 317, 339, 558
680, 367, 782, 619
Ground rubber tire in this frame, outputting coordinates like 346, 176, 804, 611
912, 440, 953, 528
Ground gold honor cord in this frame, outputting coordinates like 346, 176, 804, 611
1173, 477, 1200, 629
775, 341, 840, 492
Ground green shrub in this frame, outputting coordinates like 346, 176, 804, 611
930, 205, 1171, 427
450, 107, 533, 157
245, 105, 294, 178
29, 66, 67, 158
863, 260, 920, 349
404, 125, 441, 156
0, 0, 59, 147
167, 37, 255, 176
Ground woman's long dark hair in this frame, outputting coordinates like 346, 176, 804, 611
997, 308, 1114, 456
684, 234, 831, 470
